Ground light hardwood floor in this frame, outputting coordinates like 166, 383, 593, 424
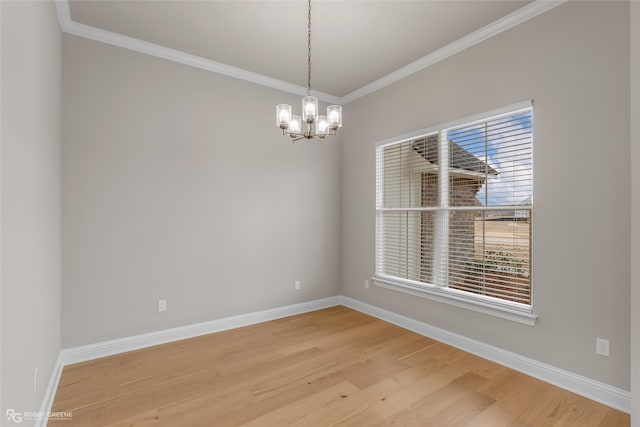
50, 306, 629, 426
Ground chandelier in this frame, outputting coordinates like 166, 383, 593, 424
276, 0, 342, 142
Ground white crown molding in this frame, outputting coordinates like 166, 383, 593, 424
54, 0, 71, 31
53, 0, 341, 105
339, 0, 567, 104
54, 0, 565, 106
339, 296, 631, 414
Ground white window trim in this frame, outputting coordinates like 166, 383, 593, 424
375, 101, 533, 150
374, 100, 536, 326
372, 276, 537, 326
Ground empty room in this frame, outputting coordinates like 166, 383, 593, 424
1, 0, 639, 425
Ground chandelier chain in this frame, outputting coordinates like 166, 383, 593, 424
307, 0, 312, 95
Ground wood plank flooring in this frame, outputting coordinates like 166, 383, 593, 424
50, 306, 629, 426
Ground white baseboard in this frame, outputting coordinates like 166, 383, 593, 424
339, 295, 631, 414
41, 294, 629, 426
34, 296, 339, 426
61, 296, 341, 366
34, 353, 64, 427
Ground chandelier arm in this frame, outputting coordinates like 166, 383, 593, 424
291, 135, 306, 142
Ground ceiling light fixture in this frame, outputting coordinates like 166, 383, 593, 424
276, 0, 342, 142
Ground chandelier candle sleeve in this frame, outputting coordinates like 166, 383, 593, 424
289, 115, 302, 134
276, 104, 292, 129
327, 105, 342, 130
302, 96, 318, 123
317, 116, 329, 135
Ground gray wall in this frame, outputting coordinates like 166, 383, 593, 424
342, 1, 630, 390
1, 0, 62, 421
52, 0, 634, 408
631, 2, 639, 424
62, 35, 341, 347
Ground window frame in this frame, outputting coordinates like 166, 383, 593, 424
374, 101, 537, 326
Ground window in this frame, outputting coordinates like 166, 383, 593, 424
375, 102, 534, 323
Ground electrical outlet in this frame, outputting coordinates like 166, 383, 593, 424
364, 280, 370, 289
596, 338, 610, 357
33, 368, 38, 392
295, 280, 301, 290
158, 299, 167, 312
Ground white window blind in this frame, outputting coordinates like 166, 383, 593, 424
376, 104, 533, 310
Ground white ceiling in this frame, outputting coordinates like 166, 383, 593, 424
61, 1, 561, 103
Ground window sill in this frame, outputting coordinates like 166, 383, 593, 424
372, 275, 537, 326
